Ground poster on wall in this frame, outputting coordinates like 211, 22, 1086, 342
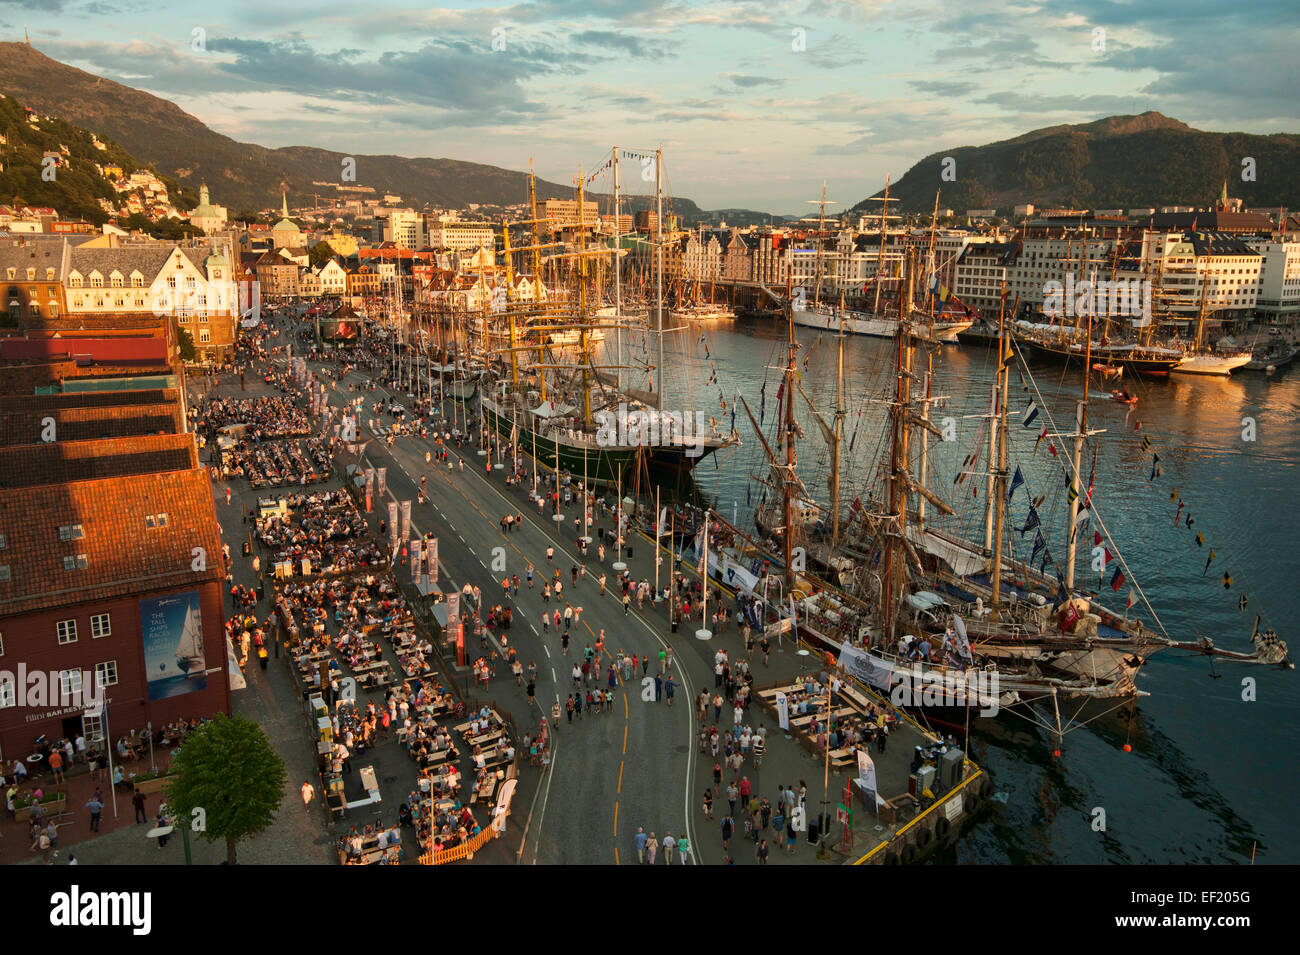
142, 590, 207, 701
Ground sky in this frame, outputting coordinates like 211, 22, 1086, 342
4, 0, 1298, 215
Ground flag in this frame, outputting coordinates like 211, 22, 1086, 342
1039, 547, 1052, 573
1008, 466, 1025, 502
1031, 531, 1047, 562
1149, 453, 1161, 480
1034, 428, 1048, 455
1195, 532, 1205, 547
1185, 512, 1193, 529
657, 507, 668, 538
1022, 401, 1039, 427
952, 615, 972, 661
1222, 571, 1233, 590
1204, 549, 1216, 575
1126, 588, 1136, 610
1174, 499, 1184, 526
1019, 507, 1040, 537
1075, 506, 1089, 527
1169, 487, 1179, 503
1110, 565, 1126, 592
1141, 435, 1151, 451
1048, 442, 1058, 459
1094, 530, 1103, 546
1000, 342, 1015, 370
1067, 478, 1079, 504
1103, 547, 1114, 566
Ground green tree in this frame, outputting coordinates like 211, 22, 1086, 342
176, 327, 196, 362
308, 241, 336, 268
163, 714, 287, 865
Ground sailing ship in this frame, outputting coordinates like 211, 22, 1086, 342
175, 603, 205, 678
740, 248, 1290, 719
476, 148, 739, 485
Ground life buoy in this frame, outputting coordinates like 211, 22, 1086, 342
916, 827, 933, 849
901, 844, 917, 865
883, 850, 901, 865
935, 817, 951, 841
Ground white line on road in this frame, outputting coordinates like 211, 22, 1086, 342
543, 644, 550, 657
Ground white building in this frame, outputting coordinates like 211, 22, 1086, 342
385, 209, 425, 250
429, 216, 495, 252
1245, 240, 1300, 327
319, 259, 348, 296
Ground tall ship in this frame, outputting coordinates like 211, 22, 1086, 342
739, 249, 1289, 726
175, 603, 205, 678
477, 148, 740, 485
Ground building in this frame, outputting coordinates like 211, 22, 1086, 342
953, 241, 1020, 313
318, 259, 348, 296
271, 193, 308, 250
428, 217, 495, 252
0, 388, 230, 760
384, 210, 425, 250
542, 199, 597, 229
188, 183, 229, 235
1246, 241, 1300, 327
254, 249, 301, 302
1118, 231, 1263, 331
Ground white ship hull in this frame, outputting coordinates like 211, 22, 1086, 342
794, 304, 970, 343
548, 329, 606, 346
1168, 352, 1252, 376
669, 307, 735, 323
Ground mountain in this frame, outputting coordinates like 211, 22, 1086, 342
851, 112, 1300, 215
0, 91, 202, 225
0, 42, 772, 225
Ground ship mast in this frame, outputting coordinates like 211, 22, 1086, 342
831, 289, 845, 546
655, 147, 664, 399
577, 165, 591, 428
989, 274, 1010, 609
528, 160, 546, 402
881, 247, 915, 644
503, 220, 519, 388
612, 145, 622, 391
872, 176, 891, 315
783, 272, 797, 592
1064, 309, 1094, 594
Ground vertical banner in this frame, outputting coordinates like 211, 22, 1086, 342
775, 691, 790, 731
446, 590, 459, 623
377, 467, 388, 498
400, 500, 411, 542
428, 538, 439, 584
857, 750, 878, 812
141, 590, 207, 701
364, 468, 374, 512
410, 539, 422, 584
387, 501, 399, 549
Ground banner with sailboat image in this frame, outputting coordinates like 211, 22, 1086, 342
141, 590, 207, 701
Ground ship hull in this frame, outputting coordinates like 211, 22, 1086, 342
1168, 353, 1252, 376
1018, 337, 1183, 376
794, 305, 970, 343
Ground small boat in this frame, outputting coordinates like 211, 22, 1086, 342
1110, 390, 1138, 405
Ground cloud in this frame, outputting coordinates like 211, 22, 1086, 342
908, 79, 976, 98
725, 73, 786, 89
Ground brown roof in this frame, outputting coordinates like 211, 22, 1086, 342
0, 468, 225, 616
0, 433, 198, 489
0, 399, 183, 447
0, 388, 178, 413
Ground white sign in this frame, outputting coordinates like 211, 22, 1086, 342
775, 691, 789, 731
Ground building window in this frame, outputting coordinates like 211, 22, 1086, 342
0, 565, 9, 582
57, 619, 78, 644
95, 660, 118, 688
82, 712, 103, 743
91, 612, 111, 638
59, 669, 83, 698
58, 523, 85, 541
199, 329, 211, 343
63, 554, 89, 571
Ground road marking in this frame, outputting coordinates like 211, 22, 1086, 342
551, 667, 556, 682
622, 723, 627, 755
613, 801, 619, 836
543, 644, 550, 657
617, 760, 623, 795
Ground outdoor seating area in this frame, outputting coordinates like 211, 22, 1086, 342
258, 490, 384, 577
225, 437, 331, 487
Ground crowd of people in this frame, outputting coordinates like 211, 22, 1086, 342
257, 491, 383, 575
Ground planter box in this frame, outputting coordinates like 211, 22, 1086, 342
132, 776, 172, 796
15, 795, 65, 822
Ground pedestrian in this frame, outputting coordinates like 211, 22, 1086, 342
665, 675, 675, 706
132, 788, 148, 824
703, 787, 714, 819
645, 831, 658, 865
301, 780, 316, 811
726, 780, 739, 816
566, 695, 575, 723
155, 809, 170, 849
677, 832, 691, 865
623, 593, 630, 615
84, 795, 103, 832
662, 831, 676, 864
721, 815, 734, 850
546, 546, 554, 563
641, 654, 650, 676
757, 838, 769, 864
634, 826, 647, 864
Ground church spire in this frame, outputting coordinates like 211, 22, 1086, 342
281, 190, 290, 220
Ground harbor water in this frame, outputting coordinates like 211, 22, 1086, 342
598, 317, 1300, 864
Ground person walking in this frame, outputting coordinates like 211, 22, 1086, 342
645, 832, 659, 866
665, 675, 675, 706
721, 815, 734, 851
677, 832, 691, 865
84, 795, 103, 832
301, 780, 316, 811
756, 838, 769, 865
662, 831, 676, 865
132, 788, 148, 824
634, 826, 647, 864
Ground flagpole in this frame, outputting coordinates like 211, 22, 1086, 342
696, 509, 712, 640
654, 484, 661, 595
104, 702, 118, 819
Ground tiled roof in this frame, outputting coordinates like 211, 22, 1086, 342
0, 399, 183, 447
0, 388, 178, 413
0, 467, 224, 616
0, 432, 197, 489
67, 244, 173, 281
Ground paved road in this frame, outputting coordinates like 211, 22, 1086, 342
319, 366, 704, 864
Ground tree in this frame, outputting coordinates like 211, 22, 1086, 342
308, 241, 336, 268
176, 327, 196, 362
163, 714, 287, 865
